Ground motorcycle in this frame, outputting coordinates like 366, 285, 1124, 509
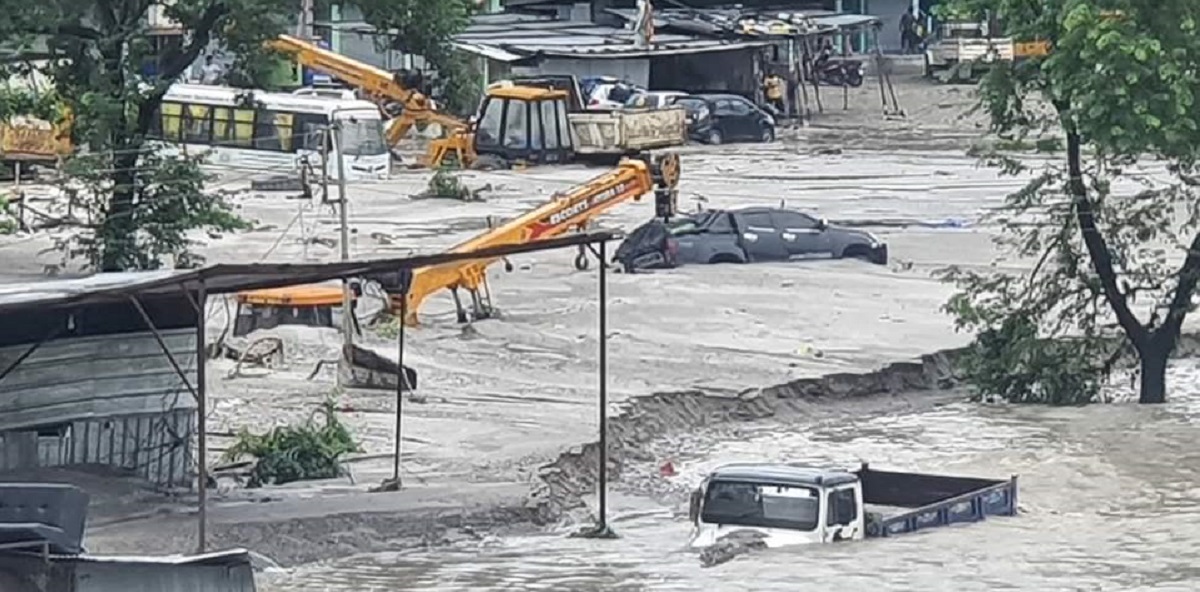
816, 59, 865, 88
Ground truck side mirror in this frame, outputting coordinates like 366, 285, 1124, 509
688, 486, 703, 525
817, 218, 828, 231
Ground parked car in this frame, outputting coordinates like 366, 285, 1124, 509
615, 207, 888, 271
580, 76, 644, 109
682, 94, 776, 144
671, 96, 715, 143
624, 90, 689, 109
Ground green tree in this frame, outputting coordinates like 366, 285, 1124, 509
352, 0, 480, 114
0, 0, 292, 270
941, 1, 1200, 404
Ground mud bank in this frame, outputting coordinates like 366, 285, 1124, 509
534, 334, 1200, 519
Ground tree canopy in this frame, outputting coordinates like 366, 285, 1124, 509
352, 0, 480, 114
0, 0, 294, 270
940, 0, 1200, 404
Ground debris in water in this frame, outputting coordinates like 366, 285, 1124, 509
659, 460, 677, 477
698, 530, 769, 567
569, 523, 620, 539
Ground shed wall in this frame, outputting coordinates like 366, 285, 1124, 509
0, 329, 197, 488
514, 57, 650, 88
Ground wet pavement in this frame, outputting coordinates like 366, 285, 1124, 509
261, 361, 1200, 592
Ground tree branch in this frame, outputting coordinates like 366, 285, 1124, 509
1155, 230, 1200, 342
32, 24, 104, 40
1066, 130, 1149, 348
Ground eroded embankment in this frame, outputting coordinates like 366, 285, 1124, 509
530, 333, 1200, 521
529, 349, 959, 521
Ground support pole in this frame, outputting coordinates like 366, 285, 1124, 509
597, 239, 609, 530
392, 296, 407, 486
127, 294, 205, 548
194, 283, 208, 553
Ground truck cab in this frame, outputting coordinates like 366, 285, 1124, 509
473, 85, 576, 166
689, 464, 866, 548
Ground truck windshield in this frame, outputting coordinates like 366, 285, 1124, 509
701, 481, 819, 531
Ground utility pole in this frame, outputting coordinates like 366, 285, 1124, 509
329, 118, 353, 349
298, 0, 314, 39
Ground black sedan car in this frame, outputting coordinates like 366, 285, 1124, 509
675, 94, 776, 145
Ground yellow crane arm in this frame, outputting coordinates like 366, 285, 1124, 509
269, 35, 474, 166
269, 35, 429, 107
394, 153, 681, 325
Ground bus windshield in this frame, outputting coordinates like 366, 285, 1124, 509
700, 481, 820, 531
339, 118, 387, 156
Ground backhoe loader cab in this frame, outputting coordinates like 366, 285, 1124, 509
474, 86, 575, 166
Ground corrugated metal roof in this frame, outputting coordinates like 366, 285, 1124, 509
0, 231, 617, 314
63, 548, 252, 566
456, 15, 771, 60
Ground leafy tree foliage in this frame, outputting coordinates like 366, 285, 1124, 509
353, 0, 480, 114
940, 0, 1200, 404
0, 0, 293, 270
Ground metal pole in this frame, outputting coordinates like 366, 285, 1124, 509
331, 120, 353, 347
320, 128, 330, 205
598, 240, 609, 530
392, 296, 407, 485
194, 283, 208, 553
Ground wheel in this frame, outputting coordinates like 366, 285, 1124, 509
574, 251, 590, 271
846, 71, 864, 88
760, 126, 775, 143
706, 129, 723, 145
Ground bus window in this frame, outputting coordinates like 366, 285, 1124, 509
160, 102, 183, 142
212, 107, 230, 144
182, 104, 212, 144
294, 113, 329, 152
253, 109, 295, 152
232, 108, 254, 147
539, 100, 559, 149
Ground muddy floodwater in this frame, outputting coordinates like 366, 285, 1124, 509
262, 361, 1200, 592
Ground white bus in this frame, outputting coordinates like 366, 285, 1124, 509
149, 84, 389, 181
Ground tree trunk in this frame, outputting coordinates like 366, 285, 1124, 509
1137, 342, 1170, 404
98, 150, 140, 271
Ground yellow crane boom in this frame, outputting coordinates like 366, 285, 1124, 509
391, 152, 681, 325
267, 35, 474, 166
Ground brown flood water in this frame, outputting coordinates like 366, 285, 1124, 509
262, 362, 1200, 592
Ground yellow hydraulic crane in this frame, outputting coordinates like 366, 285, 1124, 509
391, 152, 681, 325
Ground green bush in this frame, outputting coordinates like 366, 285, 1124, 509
0, 193, 16, 235
222, 399, 361, 487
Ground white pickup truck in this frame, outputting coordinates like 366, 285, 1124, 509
492, 75, 687, 158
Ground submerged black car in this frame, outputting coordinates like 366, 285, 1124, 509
675, 94, 776, 145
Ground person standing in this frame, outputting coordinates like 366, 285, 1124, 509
763, 71, 785, 115
199, 55, 224, 85
899, 8, 917, 54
